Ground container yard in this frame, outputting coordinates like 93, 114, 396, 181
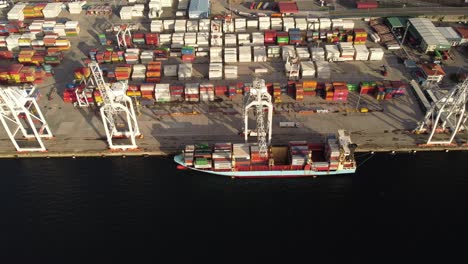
0, 0, 467, 159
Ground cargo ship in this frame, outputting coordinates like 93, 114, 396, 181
174, 130, 357, 178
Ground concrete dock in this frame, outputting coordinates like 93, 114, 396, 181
0, 7, 467, 158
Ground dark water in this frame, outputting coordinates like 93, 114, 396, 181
1, 152, 468, 263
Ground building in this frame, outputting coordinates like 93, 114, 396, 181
453, 27, 468, 45
385, 17, 407, 31
277, 1, 298, 15
408, 18, 451, 53
420, 63, 446, 83
188, 0, 210, 19
437, 27, 462, 46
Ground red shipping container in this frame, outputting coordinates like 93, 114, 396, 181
356, 1, 378, 9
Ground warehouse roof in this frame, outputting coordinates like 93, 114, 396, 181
386, 17, 404, 29
189, 0, 209, 13
420, 63, 446, 77
436, 27, 462, 42
409, 18, 450, 47
454, 27, 468, 39
278, 2, 298, 13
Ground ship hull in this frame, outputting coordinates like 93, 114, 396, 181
174, 154, 356, 178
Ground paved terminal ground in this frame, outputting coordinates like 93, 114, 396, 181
0, 8, 467, 158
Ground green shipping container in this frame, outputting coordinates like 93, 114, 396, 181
195, 158, 209, 165
277, 37, 289, 44
195, 143, 210, 149
347, 83, 358, 92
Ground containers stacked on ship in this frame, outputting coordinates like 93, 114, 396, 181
131, 64, 146, 80
259, 17, 271, 31
296, 47, 310, 60
181, 46, 195, 62
250, 145, 268, 166
213, 143, 232, 171
199, 83, 214, 102
224, 65, 238, 80
193, 144, 212, 170
325, 136, 340, 171
289, 141, 309, 168
238, 46, 252, 62
170, 84, 184, 101
125, 49, 140, 64
273, 83, 281, 103
146, 61, 161, 82
224, 47, 237, 63
303, 80, 317, 97
233, 144, 250, 169
294, 82, 304, 100
185, 83, 199, 102
214, 85, 227, 96
115, 65, 131, 81
252, 32, 264, 46
310, 47, 325, 61
140, 51, 154, 64
154, 83, 171, 103
315, 61, 331, 79
301, 61, 315, 78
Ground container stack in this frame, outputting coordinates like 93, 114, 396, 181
151, 20, 163, 32
184, 145, 194, 166
237, 33, 250, 45
253, 46, 267, 62
145, 33, 159, 45
209, 63, 223, 80
251, 32, 264, 46
210, 32, 223, 46
213, 143, 232, 171
283, 17, 295, 32
224, 34, 237, 46
154, 84, 170, 103
332, 82, 349, 102
369, 47, 384, 60
294, 18, 307, 31
359, 81, 375, 95
310, 47, 325, 61
199, 19, 210, 32
238, 46, 252, 62
296, 47, 310, 60
68, 1, 85, 14
8, 4, 26, 21
132, 64, 146, 80
228, 85, 237, 98
6, 34, 21, 51
125, 49, 140, 64
178, 63, 192, 80
235, 18, 246, 32
302, 80, 317, 97
42, 3, 62, 18
170, 84, 184, 101
273, 83, 281, 103
267, 45, 280, 58
300, 61, 315, 78
140, 83, 155, 99
23, 4, 46, 19
115, 65, 132, 81
289, 142, 309, 166
307, 17, 319, 30
215, 85, 227, 96
288, 28, 302, 45
65, 21, 80, 37
119, 6, 133, 20
233, 143, 250, 168
132, 4, 145, 17
194, 144, 212, 169
325, 44, 339, 61
325, 138, 340, 170
224, 65, 238, 80
159, 34, 171, 45
199, 83, 215, 102
353, 44, 369, 61
185, 83, 199, 102
276, 32, 289, 46
146, 61, 162, 82
171, 33, 184, 48
210, 47, 223, 63
264, 30, 277, 45
174, 19, 187, 32
132, 33, 145, 45
184, 33, 198, 47
224, 48, 237, 63
294, 82, 304, 100
181, 46, 195, 62
353, 28, 367, 44
247, 19, 258, 30
315, 61, 331, 79
271, 17, 282, 30
338, 42, 354, 61
197, 32, 209, 46
259, 17, 271, 30
319, 18, 332, 31
186, 20, 198, 32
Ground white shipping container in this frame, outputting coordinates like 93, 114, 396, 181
163, 20, 175, 32
178, 63, 193, 80
238, 46, 252, 62
237, 33, 250, 45
259, 17, 271, 30
369, 47, 384, 60
164, 65, 177, 77
224, 65, 238, 80
253, 46, 267, 62
224, 34, 237, 46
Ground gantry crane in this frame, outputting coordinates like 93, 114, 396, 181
243, 78, 273, 157
0, 85, 53, 152
113, 24, 137, 49
415, 78, 468, 145
88, 62, 141, 150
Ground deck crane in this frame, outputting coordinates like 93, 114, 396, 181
414, 78, 468, 145
243, 78, 273, 157
88, 62, 141, 150
0, 85, 53, 152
